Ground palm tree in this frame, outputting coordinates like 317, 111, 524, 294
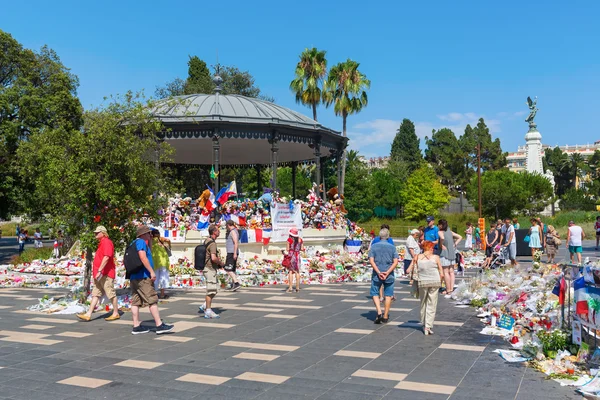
323, 59, 370, 195
290, 48, 327, 121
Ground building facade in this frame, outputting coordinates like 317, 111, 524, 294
507, 141, 600, 173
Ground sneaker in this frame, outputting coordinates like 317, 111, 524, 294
204, 309, 220, 319
155, 323, 174, 334
232, 282, 241, 292
131, 325, 150, 335
225, 284, 233, 291
198, 303, 206, 312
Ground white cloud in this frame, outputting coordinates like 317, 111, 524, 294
347, 112, 505, 158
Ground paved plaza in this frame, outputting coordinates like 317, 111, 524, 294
0, 271, 581, 400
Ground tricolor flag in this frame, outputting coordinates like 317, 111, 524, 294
345, 240, 363, 253
230, 214, 247, 227
204, 186, 217, 213
216, 181, 237, 205
240, 229, 269, 244
574, 276, 589, 316
551, 276, 566, 305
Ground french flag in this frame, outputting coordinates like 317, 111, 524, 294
346, 239, 363, 253
230, 214, 247, 227
205, 186, 217, 213
216, 181, 237, 205
574, 276, 589, 316
197, 212, 210, 230
163, 230, 179, 240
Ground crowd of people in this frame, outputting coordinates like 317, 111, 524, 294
45, 211, 595, 336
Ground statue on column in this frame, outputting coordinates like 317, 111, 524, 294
525, 96, 539, 130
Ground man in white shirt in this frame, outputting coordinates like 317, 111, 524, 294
566, 220, 585, 264
501, 218, 518, 267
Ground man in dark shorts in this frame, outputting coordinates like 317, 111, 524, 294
224, 220, 241, 291
129, 226, 174, 335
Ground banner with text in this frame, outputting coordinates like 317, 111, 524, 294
271, 202, 302, 242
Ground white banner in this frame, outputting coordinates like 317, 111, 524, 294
271, 203, 302, 231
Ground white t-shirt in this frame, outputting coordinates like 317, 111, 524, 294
404, 235, 420, 260
568, 226, 583, 246
502, 225, 516, 244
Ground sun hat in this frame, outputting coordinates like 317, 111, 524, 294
93, 226, 107, 234
410, 229, 420, 235
136, 225, 152, 237
289, 228, 299, 237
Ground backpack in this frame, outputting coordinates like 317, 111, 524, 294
194, 239, 215, 271
123, 240, 144, 279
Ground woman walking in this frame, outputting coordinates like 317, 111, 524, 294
528, 218, 543, 258
545, 225, 560, 264
284, 228, 303, 293
465, 222, 473, 250
407, 241, 444, 335
438, 219, 462, 297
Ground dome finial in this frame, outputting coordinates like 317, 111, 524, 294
213, 63, 223, 93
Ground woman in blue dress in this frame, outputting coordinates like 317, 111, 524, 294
528, 218, 543, 258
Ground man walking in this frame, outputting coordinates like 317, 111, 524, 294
77, 226, 120, 322
199, 224, 224, 319
501, 218, 518, 267
368, 228, 398, 324
224, 220, 241, 292
130, 225, 173, 335
567, 220, 585, 264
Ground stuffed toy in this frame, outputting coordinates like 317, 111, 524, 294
327, 187, 348, 214
197, 189, 212, 210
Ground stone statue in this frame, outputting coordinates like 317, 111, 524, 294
525, 96, 539, 129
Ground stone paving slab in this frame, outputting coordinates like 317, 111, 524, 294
0, 279, 581, 399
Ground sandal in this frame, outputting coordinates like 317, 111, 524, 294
295, 288, 301, 293
441, 290, 448, 295
382, 316, 389, 323
374, 314, 383, 324
286, 288, 293, 293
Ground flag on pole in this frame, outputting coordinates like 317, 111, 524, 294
210, 166, 219, 180
216, 181, 237, 205
198, 187, 216, 230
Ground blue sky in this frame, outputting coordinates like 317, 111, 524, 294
3, 0, 599, 158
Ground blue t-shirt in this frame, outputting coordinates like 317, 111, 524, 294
371, 237, 395, 245
424, 226, 439, 243
129, 238, 153, 280
368, 242, 398, 274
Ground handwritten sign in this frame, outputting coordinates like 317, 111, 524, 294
572, 320, 582, 345
497, 314, 515, 331
271, 203, 302, 231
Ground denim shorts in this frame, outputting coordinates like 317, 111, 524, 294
370, 274, 395, 297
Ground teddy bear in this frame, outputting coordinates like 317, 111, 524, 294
197, 189, 212, 210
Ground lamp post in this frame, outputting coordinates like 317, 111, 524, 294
477, 143, 482, 219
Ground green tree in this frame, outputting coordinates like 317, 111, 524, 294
323, 59, 370, 196
543, 147, 573, 196
290, 48, 327, 121
154, 59, 273, 101
0, 30, 83, 218
185, 56, 213, 94
466, 170, 552, 219
560, 188, 595, 211
402, 164, 450, 221
343, 150, 373, 220
458, 118, 506, 189
390, 118, 422, 172
277, 165, 313, 199
17, 92, 174, 297
424, 128, 465, 192
369, 167, 404, 210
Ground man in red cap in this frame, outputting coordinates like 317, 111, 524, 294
77, 226, 120, 322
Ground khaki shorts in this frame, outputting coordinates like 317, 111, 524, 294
91, 275, 116, 300
130, 278, 158, 307
204, 267, 218, 296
